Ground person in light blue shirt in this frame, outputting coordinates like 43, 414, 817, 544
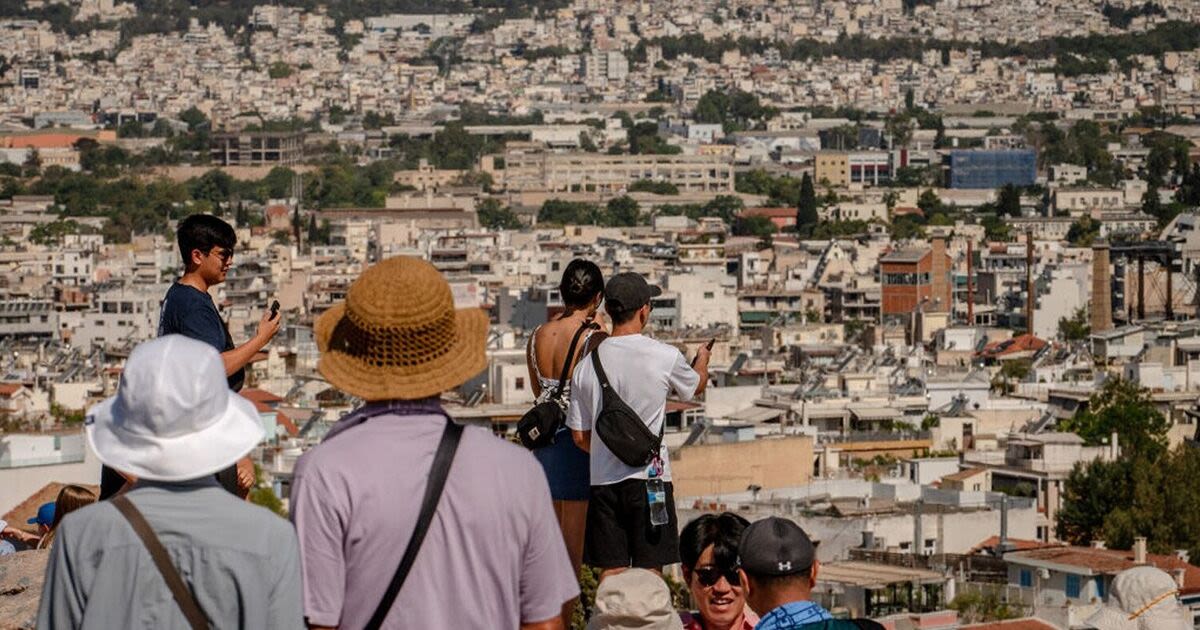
736, 517, 884, 630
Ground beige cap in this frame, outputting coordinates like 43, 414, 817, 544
1085, 565, 1192, 630
586, 569, 684, 630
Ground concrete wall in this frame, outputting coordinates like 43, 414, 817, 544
799, 501, 1038, 563
0, 441, 100, 515
672, 436, 813, 497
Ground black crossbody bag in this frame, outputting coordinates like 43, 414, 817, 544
517, 322, 593, 449
591, 346, 664, 468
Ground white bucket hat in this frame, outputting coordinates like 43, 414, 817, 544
86, 335, 265, 482
1085, 565, 1192, 630
587, 569, 684, 630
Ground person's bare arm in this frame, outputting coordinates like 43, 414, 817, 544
521, 617, 565, 630
572, 430, 591, 453
527, 334, 543, 398
221, 309, 281, 376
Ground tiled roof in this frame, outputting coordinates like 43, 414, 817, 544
970, 536, 1064, 554
1007, 546, 1200, 593
0, 383, 23, 396
978, 333, 1048, 359
240, 388, 285, 404
275, 412, 299, 437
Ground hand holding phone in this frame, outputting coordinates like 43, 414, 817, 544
692, 338, 715, 367
270, 300, 280, 319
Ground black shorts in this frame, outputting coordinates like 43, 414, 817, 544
584, 478, 679, 569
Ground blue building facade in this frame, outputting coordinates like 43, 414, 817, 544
946, 149, 1037, 189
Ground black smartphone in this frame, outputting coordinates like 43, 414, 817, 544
270, 300, 280, 319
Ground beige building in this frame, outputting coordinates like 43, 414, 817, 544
1053, 187, 1126, 216
393, 159, 466, 191
815, 152, 850, 187
672, 436, 814, 497
492, 143, 735, 194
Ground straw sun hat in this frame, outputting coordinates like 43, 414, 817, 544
315, 256, 488, 401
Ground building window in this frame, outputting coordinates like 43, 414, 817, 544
1066, 574, 1082, 599
1019, 570, 1033, 588
704, 292, 715, 299
1095, 576, 1105, 599
515, 377, 525, 391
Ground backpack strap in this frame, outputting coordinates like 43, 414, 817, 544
549, 321, 595, 402
364, 419, 464, 630
111, 496, 209, 630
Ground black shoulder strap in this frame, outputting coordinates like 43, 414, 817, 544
550, 322, 594, 401
590, 343, 612, 391
364, 420, 464, 630
591, 344, 666, 441
111, 495, 209, 630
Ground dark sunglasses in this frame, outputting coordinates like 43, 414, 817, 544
209, 247, 234, 262
694, 565, 740, 587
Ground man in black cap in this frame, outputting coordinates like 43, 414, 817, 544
738, 517, 884, 630
566, 271, 711, 580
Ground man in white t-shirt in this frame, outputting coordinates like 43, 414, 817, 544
567, 272, 711, 580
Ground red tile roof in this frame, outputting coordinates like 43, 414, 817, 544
1007, 546, 1200, 593
0, 383, 23, 396
240, 388, 284, 404
275, 412, 299, 437
977, 333, 1048, 359
970, 536, 1064, 555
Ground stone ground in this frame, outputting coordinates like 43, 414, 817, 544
0, 550, 47, 630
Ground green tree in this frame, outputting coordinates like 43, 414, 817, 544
179, 106, 209, 131
796, 172, 818, 232
268, 61, 293, 79
1059, 378, 1170, 458
1057, 306, 1091, 342
628, 180, 679, 195
22, 148, 41, 177
734, 215, 777, 238
992, 359, 1031, 394
1066, 216, 1100, 246
603, 196, 641, 227
538, 199, 598, 225
917, 189, 943, 216
997, 184, 1022, 217
477, 198, 523, 230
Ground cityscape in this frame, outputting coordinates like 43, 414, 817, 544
4, 0, 1200, 628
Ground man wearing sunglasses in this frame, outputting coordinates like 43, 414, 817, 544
680, 513, 758, 630
99, 214, 281, 500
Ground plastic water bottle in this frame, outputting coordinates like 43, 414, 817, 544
647, 467, 669, 527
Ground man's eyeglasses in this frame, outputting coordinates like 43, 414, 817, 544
694, 565, 741, 587
209, 247, 234, 262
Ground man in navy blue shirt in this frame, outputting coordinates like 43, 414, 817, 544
100, 214, 281, 500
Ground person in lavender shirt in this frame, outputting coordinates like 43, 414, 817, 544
291, 256, 579, 630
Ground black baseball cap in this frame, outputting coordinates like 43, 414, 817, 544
604, 272, 662, 316
738, 517, 816, 577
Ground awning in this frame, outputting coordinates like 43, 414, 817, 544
849, 406, 902, 422
819, 561, 945, 588
726, 406, 785, 424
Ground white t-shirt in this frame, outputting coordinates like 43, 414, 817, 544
566, 334, 700, 486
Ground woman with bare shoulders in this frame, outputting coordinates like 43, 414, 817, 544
527, 259, 607, 582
